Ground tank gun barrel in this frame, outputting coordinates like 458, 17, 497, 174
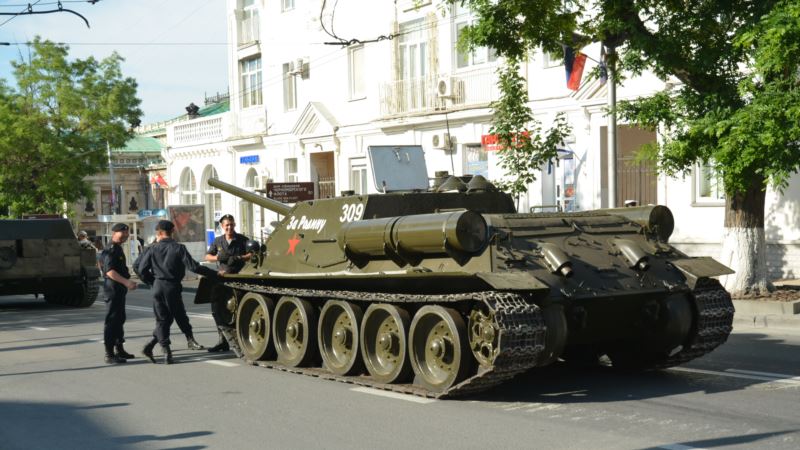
208, 178, 293, 217
599, 205, 674, 242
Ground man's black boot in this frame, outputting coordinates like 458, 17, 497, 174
115, 343, 136, 359
186, 335, 205, 350
207, 329, 230, 353
163, 345, 174, 365
104, 344, 126, 364
142, 339, 158, 364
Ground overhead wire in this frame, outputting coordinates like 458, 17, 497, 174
0, 0, 42, 28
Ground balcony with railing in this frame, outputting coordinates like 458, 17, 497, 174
379, 67, 500, 117
168, 113, 232, 147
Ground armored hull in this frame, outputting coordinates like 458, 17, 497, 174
199, 178, 734, 398
0, 219, 101, 307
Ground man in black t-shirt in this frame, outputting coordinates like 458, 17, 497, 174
100, 223, 138, 364
205, 214, 252, 353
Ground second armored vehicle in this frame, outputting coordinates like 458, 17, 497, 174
0, 219, 101, 307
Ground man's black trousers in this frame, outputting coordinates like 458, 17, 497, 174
103, 280, 127, 346
151, 280, 188, 346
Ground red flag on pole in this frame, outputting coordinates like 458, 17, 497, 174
151, 174, 169, 188
564, 46, 587, 91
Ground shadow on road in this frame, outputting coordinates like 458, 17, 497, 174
468, 330, 800, 403
0, 296, 107, 332
0, 401, 212, 450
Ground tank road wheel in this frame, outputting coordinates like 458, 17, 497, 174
468, 307, 500, 367
409, 306, 472, 392
360, 304, 412, 384
272, 296, 319, 367
236, 293, 275, 361
318, 300, 364, 376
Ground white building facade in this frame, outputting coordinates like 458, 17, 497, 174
163, 0, 799, 279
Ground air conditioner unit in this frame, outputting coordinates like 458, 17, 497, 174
258, 175, 272, 190
431, 133, 452, 150
437, 77, 455, 98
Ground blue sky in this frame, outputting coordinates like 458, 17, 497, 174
0, 0, 228, 123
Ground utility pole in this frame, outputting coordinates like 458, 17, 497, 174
606, 45, 618, 208
107, 141, 117, 214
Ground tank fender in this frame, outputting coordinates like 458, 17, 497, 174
476, 272, 549, 293
670, 257, 734, 289
194, 275, 220, 304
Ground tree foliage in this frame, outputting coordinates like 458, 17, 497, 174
455, 0, 800, 199
490, 58, 571, 201
0, 38, 142, 217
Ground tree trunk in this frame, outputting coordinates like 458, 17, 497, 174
718, 177, 772, 296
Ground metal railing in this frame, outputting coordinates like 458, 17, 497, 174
379, 67, 500, 117
317, 177, 336, 199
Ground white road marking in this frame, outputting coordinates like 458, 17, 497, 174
204, 360, 239, 367
726, 368, 800, 382
29, 327, 49, 331
669, 367, 800, 386
126, 305, 213, 320
351, 387, 437, 404
658, 444, 707, 450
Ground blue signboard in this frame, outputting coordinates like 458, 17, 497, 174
240, 155, 259, 164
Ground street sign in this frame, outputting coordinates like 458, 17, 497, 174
265, 182, 315, 203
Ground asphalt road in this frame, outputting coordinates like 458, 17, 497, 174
1, 286, 799, 450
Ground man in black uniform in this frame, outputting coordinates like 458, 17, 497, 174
205, 214, 252, 352
137, 220, 219, 364
101, 223, 138, 364
134, 243, 205, 350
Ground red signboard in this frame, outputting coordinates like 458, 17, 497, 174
266, 182, 315, 203
481, 131, 531, 151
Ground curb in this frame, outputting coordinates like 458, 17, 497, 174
733, 315, 800, 332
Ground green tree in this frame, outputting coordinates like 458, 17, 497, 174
0, 38, 142, 217
490, 58, 572, 206
455, 0, 800, 296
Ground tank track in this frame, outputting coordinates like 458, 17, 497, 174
44, 275, 100, 307
223, 282, 546, 398
650, 278, 734, 369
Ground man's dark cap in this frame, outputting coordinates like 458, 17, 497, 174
156, 220, 175, 232
111, 223, 129, 232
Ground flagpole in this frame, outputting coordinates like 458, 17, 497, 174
606, 45, 617, 208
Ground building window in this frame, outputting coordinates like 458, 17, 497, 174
239, 0, 259, 45
240, 57, 262, 108
179, 168, 197, 204
694, 161, 725, 205
282, 0, 295, 12
245, 167, 258, 190
464, 144, 488, 178
348, 44, 366, 100
454, 4, 497, 69
399, 19, 427, 81
542, 51, 563, 68
283, 62, 297, 111
284, 158, 298, 182
201, 165, 222, 230
349, 158, 368, 194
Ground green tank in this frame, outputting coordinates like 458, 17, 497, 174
197, 160, 734, 398
0, 219, 101, 307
